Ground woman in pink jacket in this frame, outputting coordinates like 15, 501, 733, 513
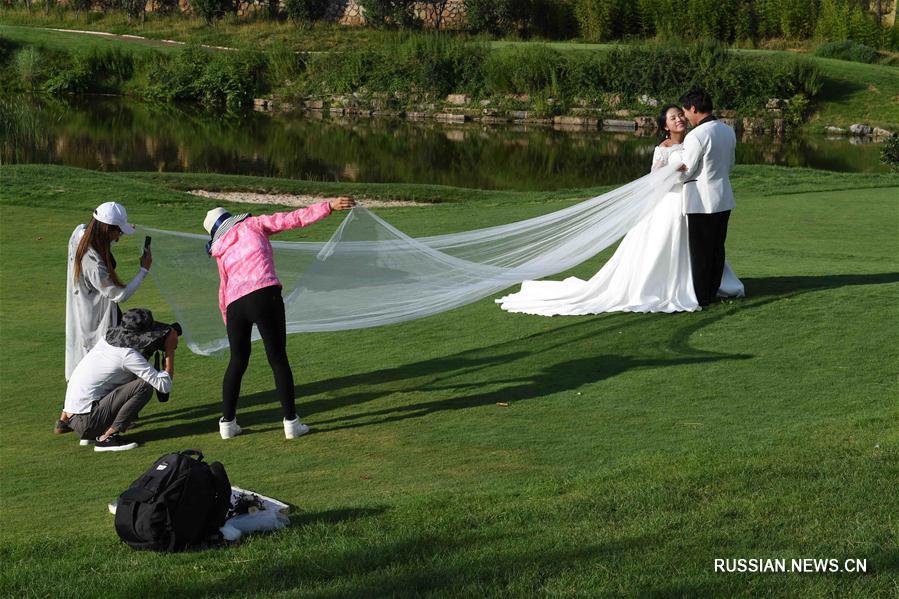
204, 198, 355, 440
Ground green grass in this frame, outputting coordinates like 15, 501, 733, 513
1, 164, 897, 596
0, 22, 184, 55
805, 56, 899, 131
0, 10, 397, 52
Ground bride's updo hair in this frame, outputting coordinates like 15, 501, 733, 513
657, 104, 682, 140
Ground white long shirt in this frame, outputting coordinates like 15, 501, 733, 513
65, 225, 148, 380
64, 339, 172, 414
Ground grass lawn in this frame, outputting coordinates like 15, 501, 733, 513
804, 56, 899, 131
0, 22, 185, 55
0, 163, 897, 596
0, 11, 394, 52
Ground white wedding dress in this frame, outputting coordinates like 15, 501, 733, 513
496, 144, 744, 315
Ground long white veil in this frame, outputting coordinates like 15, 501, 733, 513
141, 162, 684, 355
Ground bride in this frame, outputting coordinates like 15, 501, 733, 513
497, 105, 744, 316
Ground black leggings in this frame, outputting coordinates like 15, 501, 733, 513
223, 285, 296, 421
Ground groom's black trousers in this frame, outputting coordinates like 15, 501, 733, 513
687, 211, 730, 306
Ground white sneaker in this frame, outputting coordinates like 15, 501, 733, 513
284, 417, 309, 440
219, 418, 242, 439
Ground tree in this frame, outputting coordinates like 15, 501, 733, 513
421, 0, 450, 30
122, 0, 147, 23
284, 0, 328, 25
70, 0, 93, 17
189, 0, 235, 25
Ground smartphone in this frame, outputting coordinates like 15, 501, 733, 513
142, 235, 151, 258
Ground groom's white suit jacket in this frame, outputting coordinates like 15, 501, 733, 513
680, 118, 736, 214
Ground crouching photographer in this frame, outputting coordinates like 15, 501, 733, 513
55, 308, 181, 452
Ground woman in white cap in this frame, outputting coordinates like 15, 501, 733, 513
65, 201, 152, 381
204, 197, 354, 440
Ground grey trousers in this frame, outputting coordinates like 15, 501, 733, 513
69, 378, 153, 439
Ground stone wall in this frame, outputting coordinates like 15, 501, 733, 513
139, 0, 467, 27
326, 0, 467, 28
868, 0, 897, 25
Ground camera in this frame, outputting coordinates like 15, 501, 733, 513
154, 322, 182, 403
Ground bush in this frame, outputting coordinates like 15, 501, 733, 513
881, 135, 899, 172
153, 0, 179, 13
14, 46, 44, 91
69, 0, 93, 15
814, 39, 879, 63
196, 51, 266, 109
146, 46, 265, 109
284, 0, 327, 25
121, 0, 146, 22
483, 45, 564, 95
42, 47, 135, 94
145, 45, 207, 102
359, 0, 418, 28
574, 0, 624, 42
395, 34, 487, 96
465, 0, 536, 35
301, 33, 486, 97
189, 0, 235, 25
529, 0, 578, 39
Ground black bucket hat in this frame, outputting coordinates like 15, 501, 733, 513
106, 308, 173, 351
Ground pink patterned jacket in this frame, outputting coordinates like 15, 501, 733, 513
210, 202, 332, 322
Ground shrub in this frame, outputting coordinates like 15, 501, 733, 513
465, 0, 532, 35
395, 33, 487, 96
359, 0, 418, 28
284, 0, 327, 25
189, 0, 235, 25
121, 0, 146, 22
42, 47, 135, 94
195, 51, 266, 109
153, 0, 179, 14
145, 45, 208, 102
265, 46, 305, 89
301, 33, 486, 97
69, 0, 93, 15
574, 0, 610, 41
146, 46, 264, 109
483, 45, 564, 95
529, 0, 578, 39
814, 39, 879, 63
302, 46, 382, 94
14, 46, 45, 90
881, 135, 899, 172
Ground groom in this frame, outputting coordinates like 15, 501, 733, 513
678, 88, 736, 307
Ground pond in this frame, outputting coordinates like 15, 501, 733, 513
1, 96, 889, 190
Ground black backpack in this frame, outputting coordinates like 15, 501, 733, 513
114, 449, 231, 552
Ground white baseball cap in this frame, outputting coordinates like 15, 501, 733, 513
93, 202, 135, 235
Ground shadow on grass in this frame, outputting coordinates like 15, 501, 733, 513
818, 72, 868, 106
289, 506, 387, 527
134, 272, 898, 442
154, 529, 671, 597
740, 272, 899, 299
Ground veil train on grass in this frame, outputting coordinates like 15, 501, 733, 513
142, 161, 685, 355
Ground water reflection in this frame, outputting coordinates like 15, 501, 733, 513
0, 96, 888, 190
